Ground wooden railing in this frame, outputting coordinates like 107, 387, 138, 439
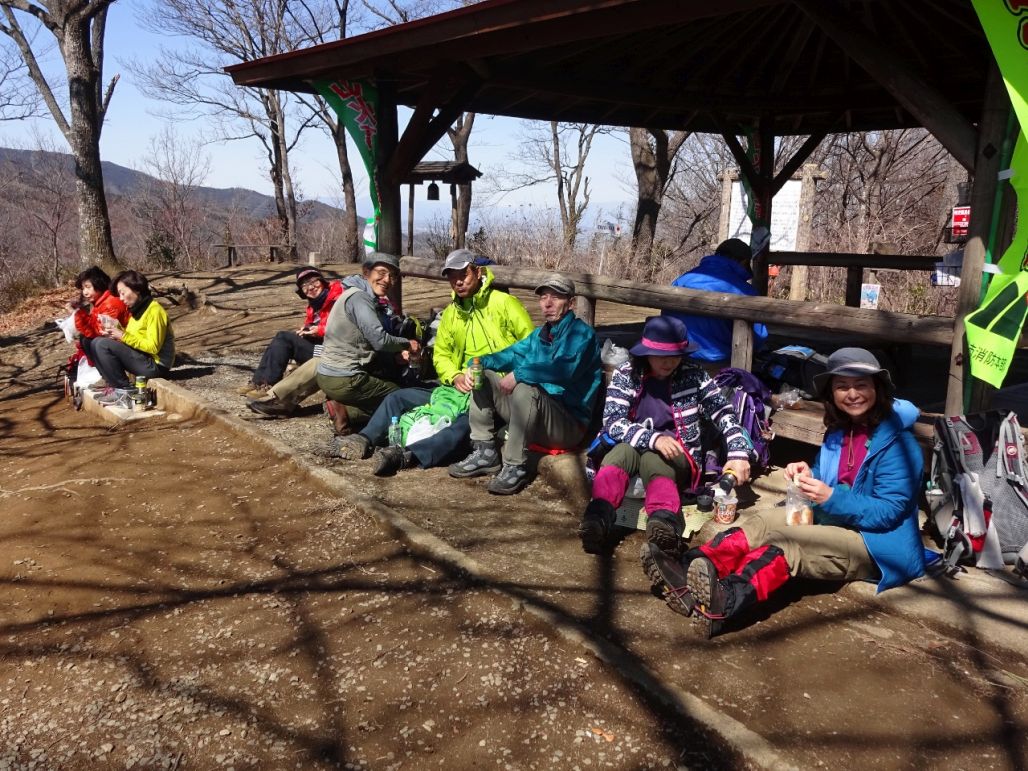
770, 251, 941, 307
215, 243, 293, 267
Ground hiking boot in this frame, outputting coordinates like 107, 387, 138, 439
578, 499, 616, 555
372, 445, 415, 477
487, 463, 530, 495
640, 542, 696, 617
87, 379, 110, 392
96, 387, 132, 407
247, 397, 295, 418
645, 510, 683, 558
240, 383, 271, 399
324, 399, 351, 436
687, 555, 732, 639
334, 433, 372, 461
448, 441, 501, 478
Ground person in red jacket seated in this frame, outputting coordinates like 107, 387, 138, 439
239, 268, 343, 398
67, 266, 131, 368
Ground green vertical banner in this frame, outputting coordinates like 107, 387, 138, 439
314, 78, 381, 251
965, 1, 1028, 387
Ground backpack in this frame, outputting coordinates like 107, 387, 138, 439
755, 345, 829, 398
711, 367, 774, 473
927, 410, 1028, 578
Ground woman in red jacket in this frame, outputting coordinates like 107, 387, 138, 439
240, 268, 344, 397
67, 266, 130, 366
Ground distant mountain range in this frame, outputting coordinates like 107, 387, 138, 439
0, 146, 345, 221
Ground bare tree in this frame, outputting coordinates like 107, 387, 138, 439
0, 0, 121, 270
629, 127, 690, 279
6, 136, 76, 284
133, 0, 321, 261
136, 127, 213, 270
0, 37, 40, 120
503, 121, 607, 248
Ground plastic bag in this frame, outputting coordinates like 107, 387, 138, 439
55, 314, 78, 343
600, 338, 629, 370
784, 482, 814, 526
75, 360, 103, 390
404, 415, 452, 446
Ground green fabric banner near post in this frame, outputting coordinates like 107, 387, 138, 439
314, 78, 381, 251
965, 1, 1028, 387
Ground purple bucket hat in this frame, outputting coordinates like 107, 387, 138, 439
629, 316, 698, 357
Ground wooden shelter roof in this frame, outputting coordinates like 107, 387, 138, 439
226, 0, 992, 137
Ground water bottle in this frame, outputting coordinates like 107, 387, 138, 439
469, 357, 484, 390
714, 469, 737, 499
387, 415, 403, 447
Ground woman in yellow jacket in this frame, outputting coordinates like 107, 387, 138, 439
91, 270, 175, 399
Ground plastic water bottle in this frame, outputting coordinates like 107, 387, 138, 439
387, 415, 403, 447
470, 357, 484, 390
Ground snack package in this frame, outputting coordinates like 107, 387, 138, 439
784, 482, 814, 526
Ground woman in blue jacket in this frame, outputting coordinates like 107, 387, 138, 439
645, 347, 926, 638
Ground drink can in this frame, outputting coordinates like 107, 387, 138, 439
713, 496, 738, 525
135, 375, 147, 390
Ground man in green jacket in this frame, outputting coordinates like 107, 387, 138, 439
449, 274, 602, 495
335, 249, 534, 474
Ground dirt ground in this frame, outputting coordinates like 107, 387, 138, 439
2, 263, 1027, 769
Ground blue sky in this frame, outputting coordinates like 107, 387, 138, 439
0, 3, 635, 227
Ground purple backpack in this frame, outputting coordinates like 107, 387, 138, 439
712, 367, 773, 472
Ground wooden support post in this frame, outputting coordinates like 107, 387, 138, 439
377, 81, 404, 313
789, 163, 825, 301
730, 319, 754, 371
576, 296, 595, 327
407, 184, 415, 256
845, 266, 863, 307
225, 246, 236, 268
716, 170, 735, 243
751, 118, 775, 296
269, 245, 280, 263
308, 251, 320, 266
946, 65, 1010, 416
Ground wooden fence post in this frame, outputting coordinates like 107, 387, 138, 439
730, 320, 754, 371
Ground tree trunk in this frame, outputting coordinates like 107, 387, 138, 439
64, 14, 118, 271
332, 122, 361, 261
630, 127, 689, 280
447, 113, 475, 250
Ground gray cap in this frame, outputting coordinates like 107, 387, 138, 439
534, 274, 576, 297
363, 251, 400, 271
441, 248, 479, 276
812, 347, 893, 394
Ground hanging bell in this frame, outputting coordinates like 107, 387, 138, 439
427, 182, 440, 201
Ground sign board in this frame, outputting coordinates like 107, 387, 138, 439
950, 205, 971, 239
859, 283, 881, 309
727, 179, 801, 251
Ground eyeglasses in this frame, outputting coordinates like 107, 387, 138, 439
301, 279, 323, 292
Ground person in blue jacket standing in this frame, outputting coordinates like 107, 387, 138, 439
644, 348, 926, 638
449, 274, 602, 495
664, 238, 768, 363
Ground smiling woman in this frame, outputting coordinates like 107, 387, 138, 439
645, 347, 927, 639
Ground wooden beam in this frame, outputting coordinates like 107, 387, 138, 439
771, 131, 827, 195
844, 266, 863, 308
376, 81, 403, 312
771, 252, 937, 270
793, 0, 976, 170
401, 257, 972, 348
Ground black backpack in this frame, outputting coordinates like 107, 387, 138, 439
926, 410, 1028, 578
755, 345, 828, 399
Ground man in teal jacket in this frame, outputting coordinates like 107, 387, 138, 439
449, 274, 602, 495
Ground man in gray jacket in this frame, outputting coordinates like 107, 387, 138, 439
316, 252, 420, 435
